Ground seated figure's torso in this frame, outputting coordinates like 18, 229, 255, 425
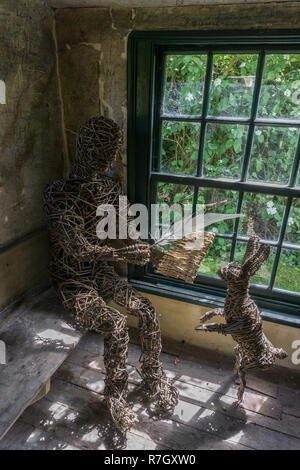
44, 176, 121, 284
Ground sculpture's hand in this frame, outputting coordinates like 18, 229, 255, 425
103, 243, 150, 265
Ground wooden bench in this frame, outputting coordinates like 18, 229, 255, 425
0, 288, 85, 440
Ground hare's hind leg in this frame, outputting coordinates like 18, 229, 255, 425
234, 345, 247, 404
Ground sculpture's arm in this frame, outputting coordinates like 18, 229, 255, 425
198, 308, 225, 323
49, 208, 149, 264
195, 320, 247, 336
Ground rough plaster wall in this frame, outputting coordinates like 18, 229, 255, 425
0, 0, 66, 309
55, 2, 300, 187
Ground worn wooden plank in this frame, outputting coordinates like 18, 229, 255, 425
0, 288, 85, 440
20, 390, 166, 451
46, 378, 247, 450
0, 420, 80, 450
67, 344, 300, 442
71, 345, 282, 419
235, 376, 278, 398
57, 359, 300, 450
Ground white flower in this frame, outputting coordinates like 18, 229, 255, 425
284, 54, 290, 60
185, 92, 194, 102
241, 62, 246, 68
266, 200, 277, 215
255, 130, 262, 136
288, 217, 294, 226
214, 78, 222, 86
284, 89, 291, 97
276, 78, 281, 83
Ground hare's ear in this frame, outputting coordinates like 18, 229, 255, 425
242, 235, 260, 265
242, 244, 270, 277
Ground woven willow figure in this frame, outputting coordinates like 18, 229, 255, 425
195, 236, 287, 402
44, 116, 178, 433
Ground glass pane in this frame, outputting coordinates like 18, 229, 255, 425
155, 183, 194, 241
161, 120, 200, 175
284, 198, 300, 245
204, 123, 248, 179
234, 241, 276, 286
275, 249, 300, 292
197, 188, 239, 235
248, 126, 299, 185
239, 193, 286, 241
163, 54, 207, 116
258, 54, 300, 119
209, 54, 258, 117
198, 238, 232, 277
157, 182, 194, 208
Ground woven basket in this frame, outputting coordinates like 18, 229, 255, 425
151, 231, 215, 284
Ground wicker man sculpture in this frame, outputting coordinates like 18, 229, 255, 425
44, 116, 178, 433
195, 235, 287, 402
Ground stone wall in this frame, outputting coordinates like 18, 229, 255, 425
0, 0, 66, 309
55, 2, 300, 187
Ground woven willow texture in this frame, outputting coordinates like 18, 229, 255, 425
154, 231, 215, 283
196, 235, 288, 402
44, 116, 178, 433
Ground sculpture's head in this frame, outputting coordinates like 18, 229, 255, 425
70, 115, 123, 178
218, 235, 270, 287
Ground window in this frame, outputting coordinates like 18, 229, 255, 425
127, 31, 300, 317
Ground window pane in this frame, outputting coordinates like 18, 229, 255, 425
197, 188, 239, 235
239, 193, 286, 241
198, 238, 232, 277
163, 54, 207, 116
204, 123, 248, 179
284, 198, 300, 245
274, 249, 300, 292
155, 183, 194, 239
157, 182, 194, 207
258, 54, 300, 119
161, 120, 200, 175
209, 54, 258, 117
247, 126, 299, 185
234, 241, 276, 286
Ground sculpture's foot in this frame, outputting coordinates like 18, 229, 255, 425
106, 395, 138, 434
143, 375, 179, 414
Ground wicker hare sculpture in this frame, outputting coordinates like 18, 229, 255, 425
44, 115, 178, 434
195, 236, 287, 402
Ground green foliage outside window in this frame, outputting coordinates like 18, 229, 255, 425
158, 53, 300, 292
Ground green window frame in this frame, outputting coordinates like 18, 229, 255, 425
127, 30, 300, 323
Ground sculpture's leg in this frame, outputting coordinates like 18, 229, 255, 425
112, 278, 179, 413
59, 281, 137, 433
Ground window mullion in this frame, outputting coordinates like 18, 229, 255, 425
288, 132, 300, 187
153, 50, 167, 173
192, 185, 199, 217
197, 52, 213, 177
241, 51, 265, 182
269, 197, 293, 289
229, 191, 244, 261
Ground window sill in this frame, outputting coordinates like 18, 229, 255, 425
129, 280, 300, 329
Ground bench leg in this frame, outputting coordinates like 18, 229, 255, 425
29, 378, 51, 406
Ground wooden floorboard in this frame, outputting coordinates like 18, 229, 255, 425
0, 289, 85, 440
1, 331, 300, 450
